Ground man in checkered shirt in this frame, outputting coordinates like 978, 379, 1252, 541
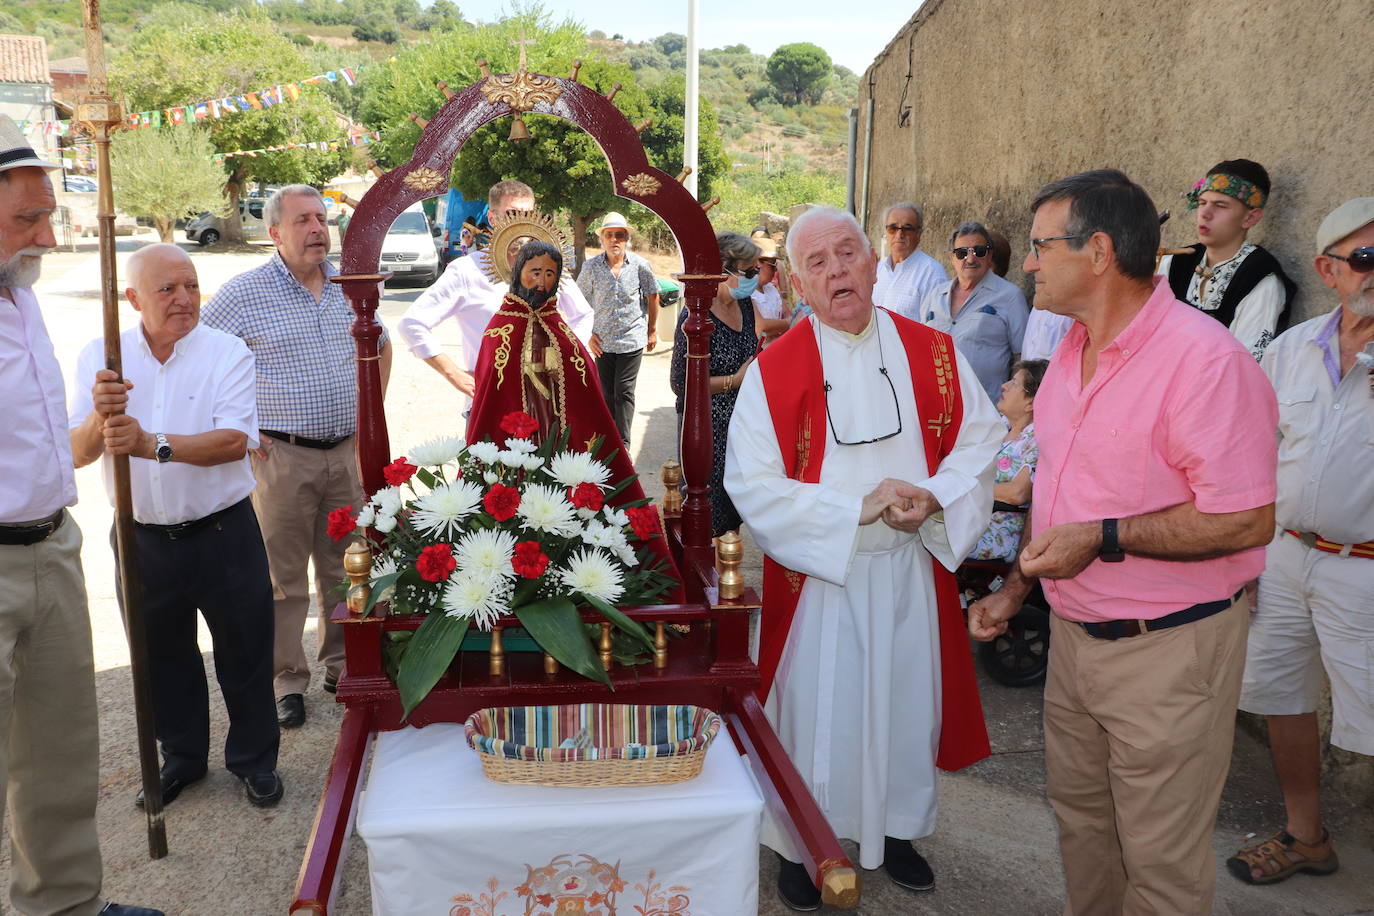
203, 185, 392, 729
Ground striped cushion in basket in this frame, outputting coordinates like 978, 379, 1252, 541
464, 703, 721, 762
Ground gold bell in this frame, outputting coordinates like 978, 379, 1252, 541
508, 113, 530, 142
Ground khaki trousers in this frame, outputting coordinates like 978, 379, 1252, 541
0, 513, 103, 916
1044, 597, 1247, 916
251, 437, 359, 697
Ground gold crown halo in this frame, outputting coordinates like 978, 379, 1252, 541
478, 208, 574, 287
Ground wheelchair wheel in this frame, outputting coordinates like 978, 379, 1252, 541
978, 601, 1050, 687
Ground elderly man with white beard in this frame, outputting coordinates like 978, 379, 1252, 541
0, 114, 163, 916
723, 205, 1003, 910
1227, 198, 1374, 887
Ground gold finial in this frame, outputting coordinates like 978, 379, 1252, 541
543, 652, 559, 676
702, 195, 721, 213
477, 58, 492, 80
820, 863, 861, 908
599, 622, 614, 670
634, 117, 653, 134
660, 460, 682, 514
368, 159, 385, 178
605, 82, 622, 103
489, 627, 505, 677
407, 112, 428, 129
676, 166, 693, 183
717, 530, 744, 600
569, 59, 582, 81
344, 541, 372, 614
654, 622, 668, 669
438, 80, 455, 100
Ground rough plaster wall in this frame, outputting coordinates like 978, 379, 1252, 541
858, 0, 1374, 321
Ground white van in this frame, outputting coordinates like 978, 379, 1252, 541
380, 203, 441, 286
185, 196, 269, 245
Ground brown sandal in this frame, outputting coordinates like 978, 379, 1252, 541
1226, 829, 1340, 885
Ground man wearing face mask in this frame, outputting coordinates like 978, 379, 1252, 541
920, 220, 1030, 404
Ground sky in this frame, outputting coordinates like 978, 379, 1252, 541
459, 0, 926, 74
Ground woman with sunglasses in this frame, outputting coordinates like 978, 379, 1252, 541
669, 231, 761, 536
919, 220, 1030, 404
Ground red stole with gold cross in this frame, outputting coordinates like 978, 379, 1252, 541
755, 309, 990, 771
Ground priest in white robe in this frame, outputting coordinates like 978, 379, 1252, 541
396, 180, 594, 408
724, 206, 1002, 909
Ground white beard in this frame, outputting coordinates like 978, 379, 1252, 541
0, 249, 45, 288
1346, 281, 1374, 318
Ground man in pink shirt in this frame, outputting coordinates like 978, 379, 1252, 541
969, 169, 1278, 915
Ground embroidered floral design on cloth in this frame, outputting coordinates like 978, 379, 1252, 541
1184, 171, 1267, 210
450, 853, 693, 915
1186, 241, 1258, 313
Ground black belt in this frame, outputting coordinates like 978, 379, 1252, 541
1079, 590, 1243, 640
135, 499, 245, 541
0, 509, 65, 546
260, 429, 349, 450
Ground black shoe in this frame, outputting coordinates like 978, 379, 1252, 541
276, 693, 306, 728
99, 904, 166, 916
134, 767, 205, 808
240, 770, 284, 807
776, 853, 822, 912
322, 671, 339, 694
883, 836, 934, 892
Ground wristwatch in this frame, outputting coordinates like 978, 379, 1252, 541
155, 433, 173, 464
1099, 518, 1125, 563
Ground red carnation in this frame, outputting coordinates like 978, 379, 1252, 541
483, 483, 521, 521
416, 543, 457, 582
499, 411, 539, 439
568, 482, 604, 512
383, 456, 418, 486
511, 540, 550, 579
327, 505, 358, 541
626, 506, 661, 541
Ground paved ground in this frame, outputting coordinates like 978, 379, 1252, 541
7, 231, 1372, 915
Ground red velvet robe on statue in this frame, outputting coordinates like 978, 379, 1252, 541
467, 293, 682, 595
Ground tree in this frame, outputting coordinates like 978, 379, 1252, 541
111, 128, 229, 242
111, 10, 349, 241
766, 42, 831, 105
653, 33, 686, 56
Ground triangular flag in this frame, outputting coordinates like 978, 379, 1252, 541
284, 83, 301, 101
170, 107, 186, 125
245, 92, 262, 110
340, 67, 357, 86
194, 102, 209, 121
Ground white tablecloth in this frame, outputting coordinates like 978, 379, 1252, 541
357, 722, 763, 916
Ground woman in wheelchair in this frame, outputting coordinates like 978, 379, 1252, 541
969, 359, 1048, 562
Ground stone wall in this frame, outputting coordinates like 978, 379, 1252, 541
857, 0, 1374, 322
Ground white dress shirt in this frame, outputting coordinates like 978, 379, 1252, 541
1020, 307, 1075, 362
1262, 306, 1374, 544
873, 250, 948, 321
0, 287, 77, 522
751, 283, 786, 320
68, 324, 259, 525
398, 251, 595, 371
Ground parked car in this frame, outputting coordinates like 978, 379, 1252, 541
380, 203, 441, 286
62, 175, 98, 193
185, 196, 269, 245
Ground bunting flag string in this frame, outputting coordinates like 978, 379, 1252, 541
212, 129, 382, 161
17, 65, 363, 138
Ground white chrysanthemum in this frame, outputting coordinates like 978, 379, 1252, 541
410, 480, 484, 538
496, 450, 525, 468
517, 483, 580, 536
356, 504, 377, 527
453, 528, 517, 581
408, 435, 465, 467
576, 506, 599, 521
441, 571, 511, 630
465, 441, 500, 464
614, 543, 638, 567
602, 506, 629, 528
504, 437, 538, 455
557, 548, 625, 604
370, 553, 399, 601
374, 514, 398, 534
545, 451, 611, 489
580, 519, 618, 549
483, 470, 500, 485
520, 454, 544, 471
373, 486, 405, 516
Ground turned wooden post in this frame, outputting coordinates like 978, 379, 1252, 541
343, 541, 372, 615
488, 627, 504, 677
717, 530, 744, 600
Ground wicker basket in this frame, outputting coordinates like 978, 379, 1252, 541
464, 703, 721, 787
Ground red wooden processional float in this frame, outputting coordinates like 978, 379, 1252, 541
290, 58, 861, 913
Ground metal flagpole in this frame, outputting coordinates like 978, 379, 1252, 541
77, 0, 168, 860
684, 0, 700, 199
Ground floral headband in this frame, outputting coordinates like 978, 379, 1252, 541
1184, 172, 1267, 210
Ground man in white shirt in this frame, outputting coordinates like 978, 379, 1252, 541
70, 244, 281, 809
0, 114, 163, 916
398, 180, 594, 405
724, 206, 1002, 910
1158, 158, 1296, 359
1228, 198, 1374, 887
872, 201, 948, 320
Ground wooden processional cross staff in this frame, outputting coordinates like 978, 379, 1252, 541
78, 0, 168, 859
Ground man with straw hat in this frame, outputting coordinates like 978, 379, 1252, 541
0, 113, 163, 916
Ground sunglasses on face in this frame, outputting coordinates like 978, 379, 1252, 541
952, 245, 991, 260
602, 230, 629, 241
730, 265, 760, 279
886, 224, 921, 234
1325, 246, 1374, 273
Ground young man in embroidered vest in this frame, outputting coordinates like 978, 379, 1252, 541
1158, 158, 1297, 359
723, 206, 1003, 910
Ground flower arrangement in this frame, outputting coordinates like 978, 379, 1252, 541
329, 412, 677, 716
